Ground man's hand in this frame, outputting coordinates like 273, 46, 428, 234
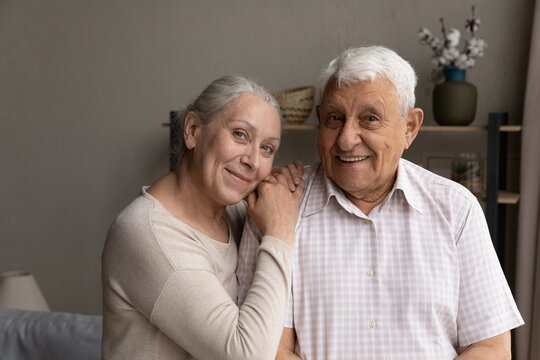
270, 160, 304, 192
457, 331, 511, 360
246, 174, 305, 246
276, 327, 301, 359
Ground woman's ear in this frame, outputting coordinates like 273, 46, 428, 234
184, 111, 200, 150
404, 108, 424, 150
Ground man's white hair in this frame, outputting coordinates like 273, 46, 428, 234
320, 46, 418, 115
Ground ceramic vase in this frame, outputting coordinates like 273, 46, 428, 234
432, 67, 477, 126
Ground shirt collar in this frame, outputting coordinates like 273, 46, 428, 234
390, 159, 424, 214
302, 159, 424, 217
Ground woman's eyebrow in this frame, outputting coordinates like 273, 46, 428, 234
228, 119, 280, 142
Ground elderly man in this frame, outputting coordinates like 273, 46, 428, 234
237, 46, 523, 359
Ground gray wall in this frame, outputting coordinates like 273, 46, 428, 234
0, 0, 533, 314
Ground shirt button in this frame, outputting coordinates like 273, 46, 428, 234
338, 209, 345, 214
389, 207, 394, 212
367, 269, 375, 277
368, 320, 377, 329
363, 219, 370, 225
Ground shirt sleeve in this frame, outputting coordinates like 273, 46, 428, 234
151, 236, 293, 360
455, 197, 524, 346
236, 215, 261, 306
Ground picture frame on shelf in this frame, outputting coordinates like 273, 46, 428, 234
422, 152, 487, 203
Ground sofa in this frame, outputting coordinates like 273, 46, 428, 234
0, 308, 102, 360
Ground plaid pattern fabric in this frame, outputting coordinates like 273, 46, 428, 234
237, 159, 523, 360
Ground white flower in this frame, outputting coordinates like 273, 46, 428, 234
467, 37, 487, 57
418, 28, 433, 44
446, 28, 461, 47
429, 38, 444, 51
454, 54, 469, 69
418, 6, 487, 74
442, 47, 460, 62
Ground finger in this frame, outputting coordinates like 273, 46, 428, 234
264, 176, 278, 184
293, 160, 305, 177
246, 191, 257, 210
273, 173, 293, 190
292, 178, 306, 198
287, 162, 302, 185
271, 165, 296, 191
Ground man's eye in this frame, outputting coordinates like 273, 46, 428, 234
328, 115, 343, 122
326, 115, 344, 128
367, 115, 378, 122
359, 115, 382, 130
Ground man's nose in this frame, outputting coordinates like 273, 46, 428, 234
336, 119, 361, 151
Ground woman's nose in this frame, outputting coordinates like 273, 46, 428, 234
241, 145, 260, 169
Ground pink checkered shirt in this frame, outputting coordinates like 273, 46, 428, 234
237, 159, 523, 359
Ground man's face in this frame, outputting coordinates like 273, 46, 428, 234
317, 78, 412, 207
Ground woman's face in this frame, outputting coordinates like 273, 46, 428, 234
188, 94, 281, 206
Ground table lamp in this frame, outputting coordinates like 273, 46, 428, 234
0, 270, 50, 311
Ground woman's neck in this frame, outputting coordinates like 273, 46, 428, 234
147, 157, 229, 243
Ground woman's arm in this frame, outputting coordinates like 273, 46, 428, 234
152, 177, 305, 360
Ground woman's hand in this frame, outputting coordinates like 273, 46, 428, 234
246, 172, 305, 246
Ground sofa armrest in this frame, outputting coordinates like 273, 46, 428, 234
0, 308, 102, 360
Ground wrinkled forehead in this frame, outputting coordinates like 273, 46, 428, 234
320, 76, 399, 105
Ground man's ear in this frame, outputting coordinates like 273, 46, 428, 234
184, 111, 200, 150
404, 108, 424, 150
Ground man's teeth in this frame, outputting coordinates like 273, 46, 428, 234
339, 156, 368, 162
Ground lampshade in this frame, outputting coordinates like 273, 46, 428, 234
0, 270, 50, 311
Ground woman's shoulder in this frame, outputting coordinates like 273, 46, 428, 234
108, 191, 154, 237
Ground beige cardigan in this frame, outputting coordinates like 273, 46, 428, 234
102, 187, 293, 360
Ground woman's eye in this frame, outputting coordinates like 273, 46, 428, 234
233, 130, 247, 140
367, 115, 378, 122
261, 145, 274, 154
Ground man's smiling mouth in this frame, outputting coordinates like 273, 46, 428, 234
338, 156, 369, 162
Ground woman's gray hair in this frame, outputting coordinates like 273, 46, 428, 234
319, 46, 418, 115
173, 75, 280, 166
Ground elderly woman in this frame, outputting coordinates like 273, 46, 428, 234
101, 76, 305, 360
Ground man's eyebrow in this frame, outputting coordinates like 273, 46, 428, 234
359, 103, 384, 113
323, 101, 383, 113
323, 101, 343, 110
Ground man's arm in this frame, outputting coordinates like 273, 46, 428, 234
276, 327, 301, 360
457, 331, 511, 360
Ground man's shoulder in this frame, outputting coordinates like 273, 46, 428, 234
399, 158, 477, 204
302, 163, 322, 181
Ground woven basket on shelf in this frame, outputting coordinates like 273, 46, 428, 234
273, 86, 315, 124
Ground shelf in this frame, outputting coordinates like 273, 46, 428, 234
163, 123, 521, 132
499, 125, 522, 132
497, 191, 520, 204
420, 125, 486, 131
284, 123, 318, 130
420, 125, 522, 132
